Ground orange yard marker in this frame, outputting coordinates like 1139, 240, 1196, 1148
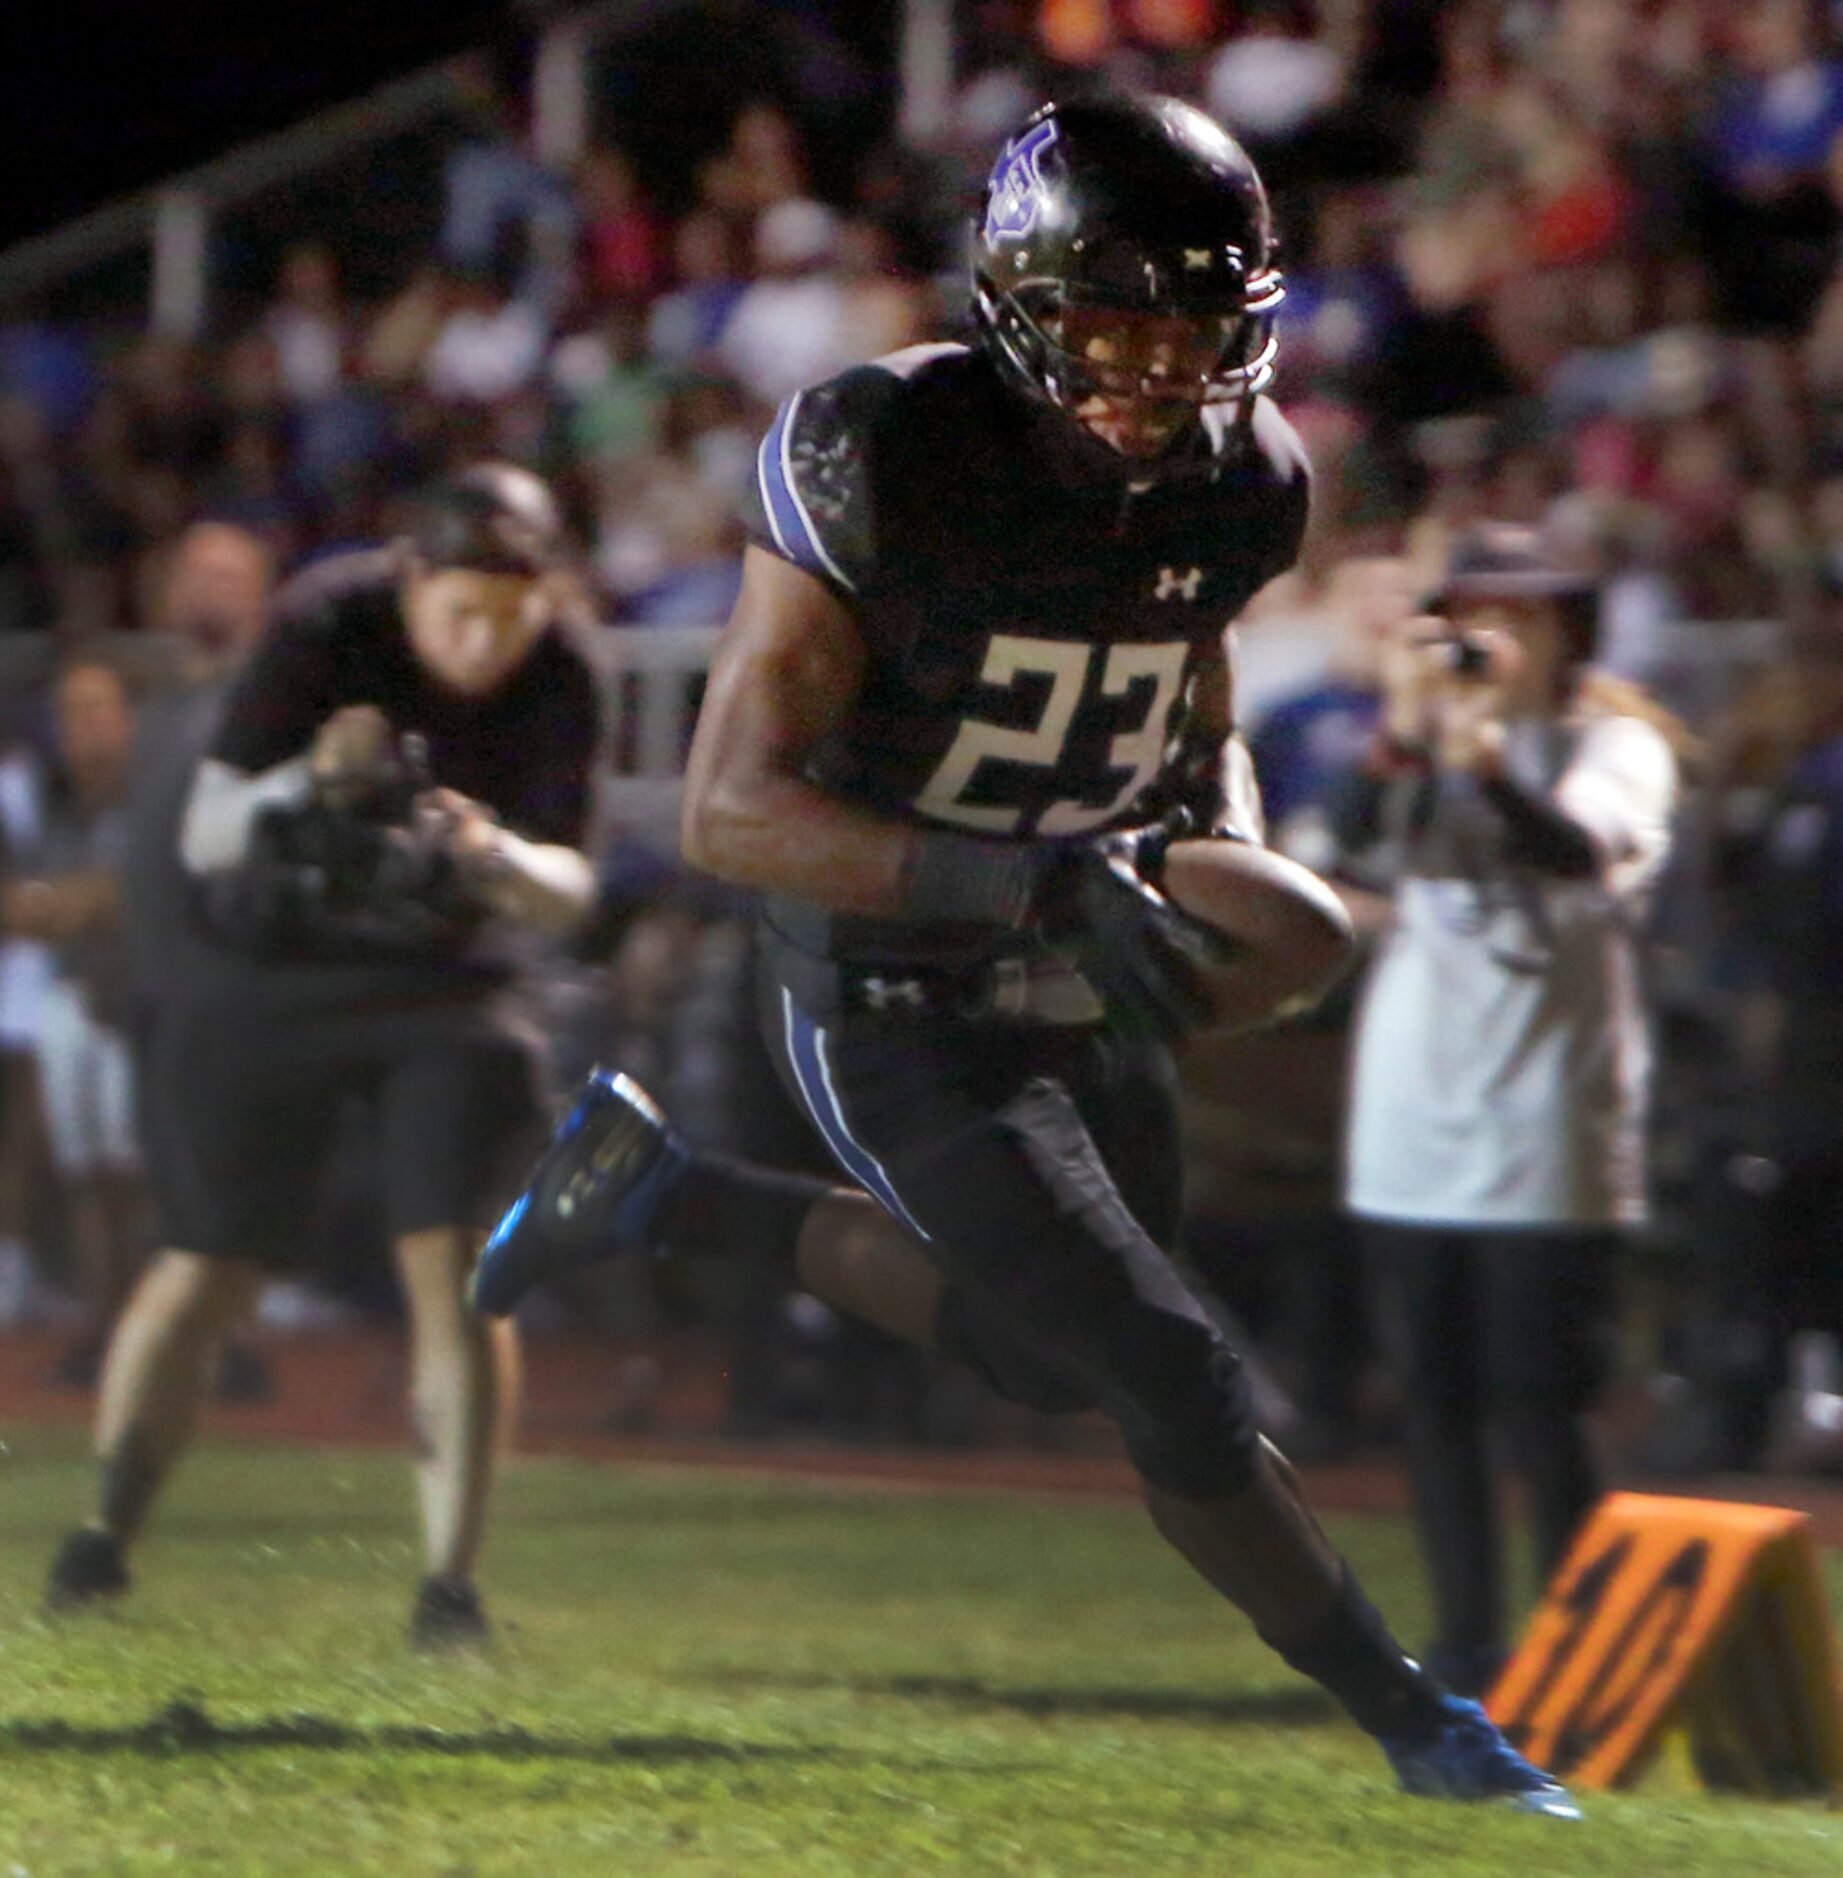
1488, 1492, 1843, 1793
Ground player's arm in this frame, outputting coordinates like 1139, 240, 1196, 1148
1155, 636, 1354, 1029
682, 547, 1043, 923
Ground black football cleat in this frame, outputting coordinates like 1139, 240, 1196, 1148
469, 1071, 689, 1318
409, 1573, 490, 1650
45, 1527, 130, 1611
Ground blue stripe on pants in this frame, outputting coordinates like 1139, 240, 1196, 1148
779, 988, 931, 1241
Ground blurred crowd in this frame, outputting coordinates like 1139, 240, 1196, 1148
8, 0, 1843, 1464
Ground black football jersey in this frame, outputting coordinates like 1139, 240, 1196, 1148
742, 343, 1309, 964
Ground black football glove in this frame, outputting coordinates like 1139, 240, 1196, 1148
1044, 825, 1243, 1045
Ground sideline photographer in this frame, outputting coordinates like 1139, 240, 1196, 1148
1332, 525, 1685, 1696
46, 465, 602, 1645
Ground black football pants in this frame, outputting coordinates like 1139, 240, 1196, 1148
763, 982, 1261, 1498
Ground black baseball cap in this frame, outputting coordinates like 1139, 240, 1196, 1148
408, 462, 567, 577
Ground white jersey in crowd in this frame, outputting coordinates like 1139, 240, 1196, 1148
1345, 707, 1678, 1229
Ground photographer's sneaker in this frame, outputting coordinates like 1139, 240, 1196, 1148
1381, 1695, 1581, 1818
409, 1574, 490, 1650
45, 1528, 130, 1611
469, 1071, 690, 1317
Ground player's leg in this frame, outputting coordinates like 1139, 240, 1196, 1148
479, 1043, 1346, 1637
381, 1024, 538, 1646
471, 1040, 1573, 1808
45, 1249, 262, 1607
1051, 1043, 1370, 1658
1365, 1220, 1501, 1692
652, 1154, 945, 1345
772, 1011, 1574, 1812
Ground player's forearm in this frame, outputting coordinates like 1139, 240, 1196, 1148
682, 770, 910, 916
685, 767, 1052, 925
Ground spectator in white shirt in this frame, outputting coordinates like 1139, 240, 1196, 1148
262, 243, 348, 406
718, 199, 852, 411
423, 264, 548, 407
1333, 524, 1685, 1697
1206, 0, 1346, 146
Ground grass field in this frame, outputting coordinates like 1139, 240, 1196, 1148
1, 1432, 1841, 1875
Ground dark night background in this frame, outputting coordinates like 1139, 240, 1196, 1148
0, 2, 900, 257
0, 1, 524, 251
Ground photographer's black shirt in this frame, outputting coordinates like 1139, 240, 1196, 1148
214, 547, 598, 847
186, 546, 601, 1012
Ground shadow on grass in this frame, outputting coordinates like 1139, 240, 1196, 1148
706, 1670, 1340, 1728
0, 1699, 843, 1766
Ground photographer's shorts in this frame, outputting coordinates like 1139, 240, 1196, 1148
144, 995, 546, 1265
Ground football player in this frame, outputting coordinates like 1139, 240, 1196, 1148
474, 97, 1576, 1813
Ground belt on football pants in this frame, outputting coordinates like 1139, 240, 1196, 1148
773, 948, 1107, 1025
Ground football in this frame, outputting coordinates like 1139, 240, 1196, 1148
1162, 835, 1355, 1030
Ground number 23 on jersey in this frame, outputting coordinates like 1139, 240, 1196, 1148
915, 633, 1192, 836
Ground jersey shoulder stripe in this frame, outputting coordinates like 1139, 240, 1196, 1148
757, 390, 856, 594
749, 349, 977, 600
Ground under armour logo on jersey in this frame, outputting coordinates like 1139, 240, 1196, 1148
1155, 566, 1203, 602
862, 976, 925, 1010
1183, 248, 1213, 271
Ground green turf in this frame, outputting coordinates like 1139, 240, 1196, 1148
1, 1432, 1840, 1875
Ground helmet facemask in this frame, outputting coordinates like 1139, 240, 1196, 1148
989, 278, 1282, 458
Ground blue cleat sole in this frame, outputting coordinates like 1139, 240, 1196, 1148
1382, 1697, 1580, 1818
470, 1071, 689, 1317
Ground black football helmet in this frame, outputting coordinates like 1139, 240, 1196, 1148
973, 95, 1283, 460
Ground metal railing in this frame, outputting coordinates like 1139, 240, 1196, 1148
583, 622, 721, 848
0, 63, 468, 324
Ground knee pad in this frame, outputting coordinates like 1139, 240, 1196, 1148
1117, 1337, 1262, 1499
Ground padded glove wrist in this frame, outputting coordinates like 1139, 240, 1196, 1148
897, 829, 1065, 927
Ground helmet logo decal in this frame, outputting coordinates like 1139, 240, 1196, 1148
984, 119, 1060, 244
